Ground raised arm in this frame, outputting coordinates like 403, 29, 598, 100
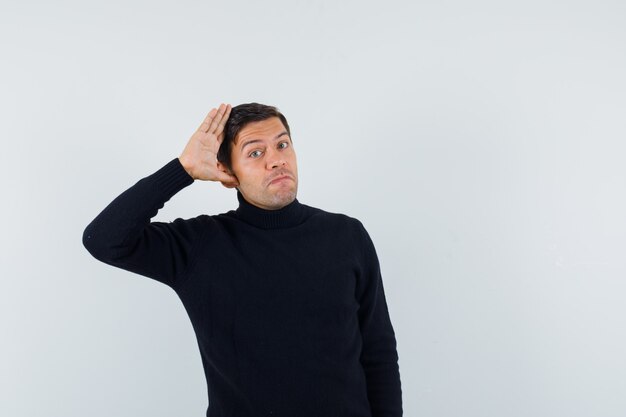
82, 104, 238, 289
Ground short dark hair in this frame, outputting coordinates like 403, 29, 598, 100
217, 102, 291, 171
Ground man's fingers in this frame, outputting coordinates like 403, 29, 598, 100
197, 103, 231, 137
198, 108, 218, 133
216, 131, 225, 145
206, 103, 227, 134
215, 104, 231, 137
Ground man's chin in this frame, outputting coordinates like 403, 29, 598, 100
268, 189, 297, 209
238, 187, 297, 210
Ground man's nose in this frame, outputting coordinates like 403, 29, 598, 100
266, 149, 286, 169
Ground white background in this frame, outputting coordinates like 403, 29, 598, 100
2, 0, 625, 416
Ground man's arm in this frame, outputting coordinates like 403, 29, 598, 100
355, 222, 403, 417
82, 104, 238, 289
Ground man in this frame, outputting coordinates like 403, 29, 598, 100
83, 103, 402, 416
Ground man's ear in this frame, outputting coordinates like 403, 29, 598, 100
216, 161, 239, 189
217, 161, 234, 175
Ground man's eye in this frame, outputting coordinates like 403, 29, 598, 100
278, 142, 289, 149
249, 150, 263, 158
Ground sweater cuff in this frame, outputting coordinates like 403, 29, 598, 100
151, 158, 195, 198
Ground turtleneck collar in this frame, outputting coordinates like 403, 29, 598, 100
234, 190, 310, 230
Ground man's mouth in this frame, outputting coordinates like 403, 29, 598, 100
267, 172, 294, 186
269, 175, 292, 185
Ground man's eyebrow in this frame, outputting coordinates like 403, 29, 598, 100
240, 131, 290, 153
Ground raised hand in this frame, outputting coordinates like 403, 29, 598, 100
179, 103, 239, 188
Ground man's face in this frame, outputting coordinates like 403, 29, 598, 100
229, 117, 298, 210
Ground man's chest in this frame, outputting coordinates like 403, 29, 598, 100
177, 229, 362, 344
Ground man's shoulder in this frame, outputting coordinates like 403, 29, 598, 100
301, 203, 367, 232
300, 204, 377, 257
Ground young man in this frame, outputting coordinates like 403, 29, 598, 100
83, 103, 402, 416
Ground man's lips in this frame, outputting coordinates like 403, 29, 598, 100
267, 173, 294, 186
270, 175, 293, 184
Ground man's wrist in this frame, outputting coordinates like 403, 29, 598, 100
178, 157, 195, 179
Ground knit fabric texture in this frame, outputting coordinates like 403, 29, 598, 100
83, 158, 402, 417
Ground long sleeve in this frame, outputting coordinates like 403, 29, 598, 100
355, 222, 403, 417
82, 158, 201, 290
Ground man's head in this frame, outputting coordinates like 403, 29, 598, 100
217, 103, 298, 210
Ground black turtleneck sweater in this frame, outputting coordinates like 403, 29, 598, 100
82, 158, 402, 417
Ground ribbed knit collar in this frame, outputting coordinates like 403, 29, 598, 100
234, 191, 309, 230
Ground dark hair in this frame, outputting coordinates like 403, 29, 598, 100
217, 102, 291, 171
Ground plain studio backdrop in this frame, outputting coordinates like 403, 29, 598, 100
1, 0, 625, 416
